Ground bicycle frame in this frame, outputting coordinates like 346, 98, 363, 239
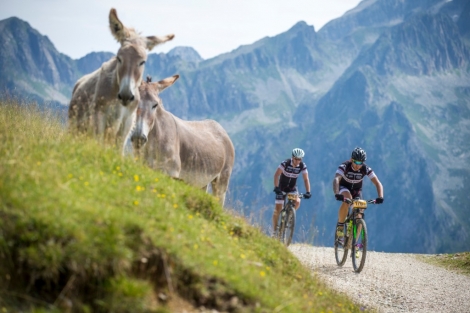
344, 199, 369, 240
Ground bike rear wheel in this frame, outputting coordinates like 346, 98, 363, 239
279, 205, 295, 246
334, 224, 348, 266
352, 219, 368, 273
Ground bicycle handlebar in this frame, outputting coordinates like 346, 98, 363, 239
280, 191, 306, 199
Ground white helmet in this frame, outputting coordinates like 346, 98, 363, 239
292, 148, 305, 158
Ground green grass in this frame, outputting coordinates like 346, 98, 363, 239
0, 99, 365, 312
418, 252, 470, 276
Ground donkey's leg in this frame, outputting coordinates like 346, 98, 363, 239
211, 167, 232, 206
218, 164, 234, 206
122, 136, 134, 157
210, 176, 223, 206
94, 109, 106, 143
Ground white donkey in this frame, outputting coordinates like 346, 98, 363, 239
68, 8, 174, 148
125, 76, 235, 206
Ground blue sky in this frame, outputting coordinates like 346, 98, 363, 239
1, 0, 362, 60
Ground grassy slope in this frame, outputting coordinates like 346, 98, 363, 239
0, 100, 364, 312
418, 252, 470, 276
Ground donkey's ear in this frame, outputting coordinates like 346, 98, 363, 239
157, 75, 179, 92
145, 34, 175, 51
109, 8, 130, 43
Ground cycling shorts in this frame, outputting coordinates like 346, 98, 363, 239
339, 187, 362, 199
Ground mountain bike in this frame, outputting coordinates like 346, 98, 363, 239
277, 192, 305, 246
334, 197, 377, 273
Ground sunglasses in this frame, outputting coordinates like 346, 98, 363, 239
293, 157, 302, 161
352, 159, 363, 165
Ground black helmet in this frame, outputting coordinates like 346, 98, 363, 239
351, 147, 367, 162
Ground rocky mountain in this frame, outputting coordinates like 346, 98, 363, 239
1, 0, 469, 253
0, 17, 115, 106
0, 17, 74, 105
299, 10, 470, 253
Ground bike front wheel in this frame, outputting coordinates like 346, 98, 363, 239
279, 205, 296, 246
352, 219, 368, 273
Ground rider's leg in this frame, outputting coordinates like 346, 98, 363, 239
294, 198, 301, 210
338, 190, 352, 222
337, 190, 352, 237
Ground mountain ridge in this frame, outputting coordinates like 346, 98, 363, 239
1, 0, 469, 253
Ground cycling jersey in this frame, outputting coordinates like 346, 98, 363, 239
278, 158, 308, 191
336, 160, 376, 191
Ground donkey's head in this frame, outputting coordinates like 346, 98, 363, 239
109, 8, 174, 106
131, 75, 179, 149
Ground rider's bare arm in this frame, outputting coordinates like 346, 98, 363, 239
333, 173, 342, 194
371, 176, 383, 198
303, 172, 310, 193
273, 168, 283, 187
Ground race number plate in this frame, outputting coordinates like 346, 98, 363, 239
353, 199, 367, 208
287, 194, 298, 201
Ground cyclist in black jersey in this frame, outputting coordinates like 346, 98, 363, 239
332, 147, 384, 240
272, 148, 311, 235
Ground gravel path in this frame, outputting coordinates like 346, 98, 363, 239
289, 244, 470, 313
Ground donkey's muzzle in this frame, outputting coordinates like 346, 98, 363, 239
131, 134, 148, 148
118, 92, 135, 105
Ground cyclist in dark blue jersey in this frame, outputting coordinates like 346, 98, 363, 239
332, 147, 384, 240
272, 148, 311, 235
